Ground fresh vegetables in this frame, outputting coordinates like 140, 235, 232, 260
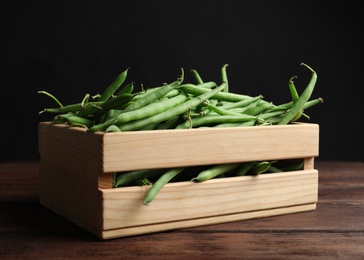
39, 63, 323, 205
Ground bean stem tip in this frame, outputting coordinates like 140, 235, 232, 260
301, 62, 315, 73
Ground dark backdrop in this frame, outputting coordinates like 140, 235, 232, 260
1, 1, 363, 162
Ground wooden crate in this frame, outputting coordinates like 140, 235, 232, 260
38, 121, 319, 240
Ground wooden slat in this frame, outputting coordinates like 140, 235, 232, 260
102, 123, 319, 172
100, 203, 317, 240
100, 169, 318, 235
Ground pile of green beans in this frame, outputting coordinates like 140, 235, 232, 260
39, 63, 323, 205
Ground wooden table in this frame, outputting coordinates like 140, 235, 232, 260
1, 161, 363, 259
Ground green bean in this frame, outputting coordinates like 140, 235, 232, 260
219, 95, 263, 110
123, 79, 182, 112
221, 64, 229, 92
190, 69, 204, 84
77, 68, 130, 118
101, 93, 134, 110
266, 165, 283, 173
236, 161, 255, 176
265, 101, 293, 112
228, 99, 263, 115
131, 85, 164, 99
98, 67, 130, 102
180, 85, 252, 102
39, 101, 102, 114
197, 99, 218, 116
180, 81, 217, 90
303, 97, 324, 110
223, 107, 258, 114
119, 95, 187, 122
38, 90, 63, 107
258, 110, 286, 120
288, 76, 303, 122
140, 121, 161, 130
289, 80, 322, 120
278, 63, 317, 125
102, 109, 122, 122
115, 82, 134, 96
133, 88, 181, 100
132, 178, 152, 186
250, 161, 276, 175
106, 125, 121, 132
143, 168, 185, 205
114, 169, 164, 187
278, 160, 304, 171
155, 115, 183, 130
263, 159, 303, 173
191, 163, 240, 182
207, 105, 243, 116
175, 114, 258, 129
243, 100, 276, 116
54, 113, 94, 128
89, 94, 187, 132
288, 76, 299, 101
265, 98, 322, 122
239, 120, 257, 126
80, 93, 90, 107
115, 83, 226, 131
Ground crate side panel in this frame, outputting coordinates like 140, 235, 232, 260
38, 122, 104, 174
102, 123, 319, 172
39, 160, 103, 233
101, 169, 318, 230
38, 122, 105, 233
100, 203, 316, 240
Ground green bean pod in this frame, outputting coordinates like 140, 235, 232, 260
105, 125, 121, 132
180, 85, 252, 102
98, 67, 130, 102
115, 83, 226, 131
143, 168, 185, 205
288, 76, 302, 122
190, 69, 204, 84
288, 76, 299, 101
39, 101, 102, 114
243, 100, 276, 116
221, 64, 229, 92
236, 162, 255, 176
207, 105, 243, 116
303, 97, 324, 109
250, 161, 276, 175
115, 82, 135, 96
278, 63, 317, 125
78, 68, 130, 118
180, 81, 217, 90
155, 116, 183, 130
38, 90, 63, 107
175, 114, 258, 129
89, 94, 187, 132
53, 113, 94, 128
218, 95, 263, 110
191, 163, 241, 182
114, 169, 164, 187
92, 93, 135, 119
123, 79, 182, 112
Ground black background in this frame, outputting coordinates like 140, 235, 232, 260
1, 1, 363, 162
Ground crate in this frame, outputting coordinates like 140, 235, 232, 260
38, 121, 319, 240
